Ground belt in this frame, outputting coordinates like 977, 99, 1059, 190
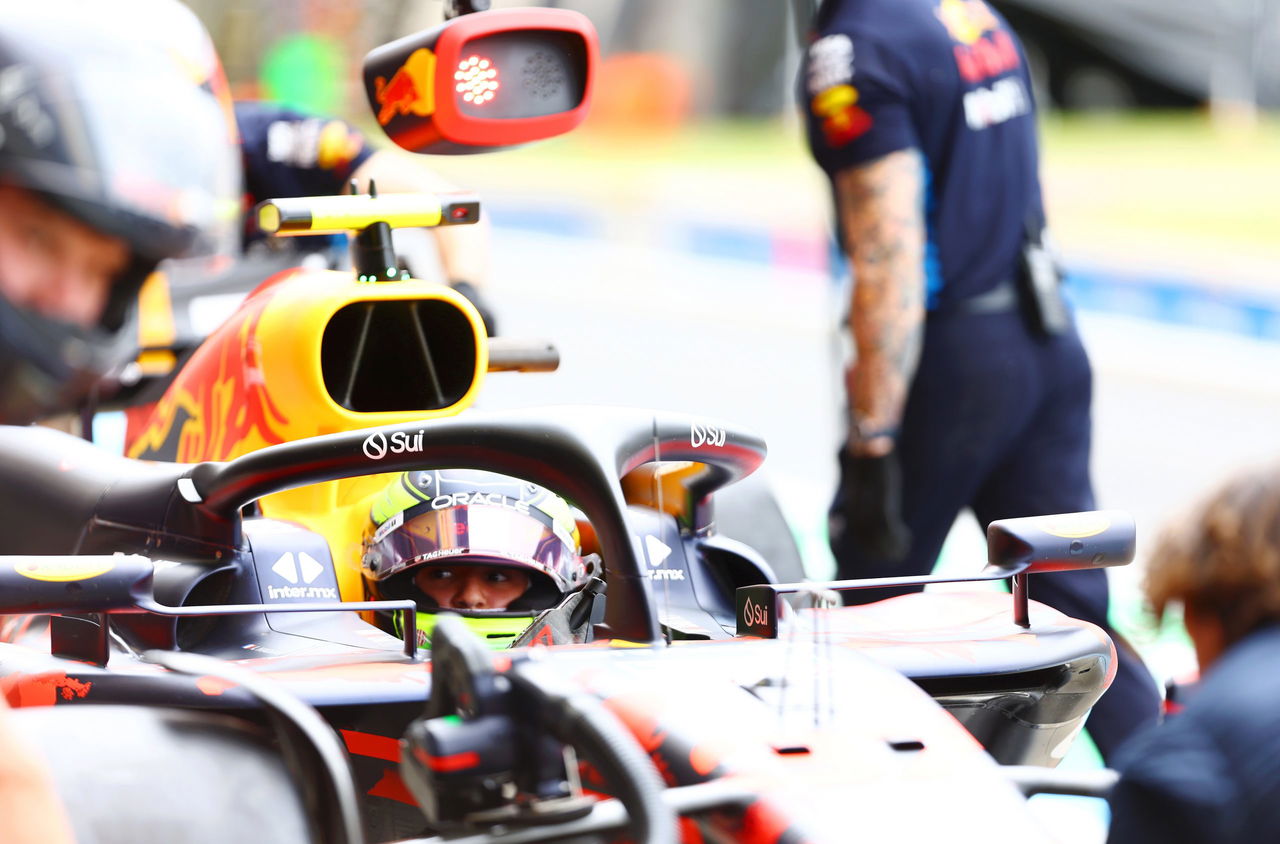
930, 279, 1018, 316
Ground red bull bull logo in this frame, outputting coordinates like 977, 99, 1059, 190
811, 83, 874, 147
936, 0, 1020, 84
374, 48, 437, 126
936, 0, 1000, 45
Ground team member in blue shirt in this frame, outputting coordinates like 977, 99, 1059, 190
801, 0, 1160, 763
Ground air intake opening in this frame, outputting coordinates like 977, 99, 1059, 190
322, 299, 478, 412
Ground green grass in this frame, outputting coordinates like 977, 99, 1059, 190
1039, 111, 1280, 250
416, 110, 1279, 261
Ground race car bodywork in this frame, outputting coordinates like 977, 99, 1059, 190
0, 407, 1126, 842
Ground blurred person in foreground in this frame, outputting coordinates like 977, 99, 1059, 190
0, 697, 72, 843
800, 0, 1160, 763
0, 1, 241, 838
1107, 465, 1280, 843
0, 0, 239, 426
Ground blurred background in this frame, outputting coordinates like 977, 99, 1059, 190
181, 0, 1280, 798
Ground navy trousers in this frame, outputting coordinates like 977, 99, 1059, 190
830, 307, 1161, 764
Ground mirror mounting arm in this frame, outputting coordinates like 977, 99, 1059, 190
352, 221, 404, 283
1012, 572, 1030, 628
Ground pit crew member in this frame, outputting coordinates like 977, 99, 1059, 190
801, 0, 1161, 763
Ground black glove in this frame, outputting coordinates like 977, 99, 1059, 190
833, 450, 912, 562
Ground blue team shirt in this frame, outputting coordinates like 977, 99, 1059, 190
235, 101, 375, 249
802, 0, 1044, 308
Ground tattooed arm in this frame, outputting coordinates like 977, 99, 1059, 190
834, 147, 926, 458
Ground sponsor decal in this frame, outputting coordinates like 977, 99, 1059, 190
806, 34, 854, 95
430, 491, 531, 516
4, 673, 94, 706
425, 547, 467, 564
265, 117, 364, 172
936, 0, 1021, 84
266, 551, 338, 600
741, 597, 768, 627
0, 66, 53, 146
1040, 512, 1111, 540
367, 545, 474, 582
935, 0, 1001, 46
374, 48, 437, 126
372, 510, 404, 545
811, 84, 873, 147
51, 676, 93, 701
645, 535, 672, 567
643, 535, 685, 580
316, 120, 364, 171
266, 118, 319, 168
266, 584, 340, 600
363, 429, 426, 460
690, 423, 726, 449
953, 30, 1020, 84
271, 551, 326, 585
963, 77, 1030, 130
363, 431, 388, 459
14, 557, 115, 583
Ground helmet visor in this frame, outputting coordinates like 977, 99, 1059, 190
365, 500, 580, 591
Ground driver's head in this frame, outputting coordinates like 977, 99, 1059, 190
361, 469, 591, 649
0, 0, 240, 424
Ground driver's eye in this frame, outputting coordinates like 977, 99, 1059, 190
425, 569, 455, 581
486, 571, 510, 583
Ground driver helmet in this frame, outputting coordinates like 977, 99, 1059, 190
0, 0, 241, 424
362, 469, 592, 649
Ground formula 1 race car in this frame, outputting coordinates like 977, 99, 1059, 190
0, 7, 1121, 843
0, 407, 1126, 843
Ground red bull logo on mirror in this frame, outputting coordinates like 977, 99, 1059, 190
374, 48, 436, 126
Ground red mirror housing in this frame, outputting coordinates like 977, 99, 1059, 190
363, 8, 598, 154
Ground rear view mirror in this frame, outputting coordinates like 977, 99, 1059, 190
363, 8, 597, 154
986, 510, 1136, 574
0, 555, 154, 614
